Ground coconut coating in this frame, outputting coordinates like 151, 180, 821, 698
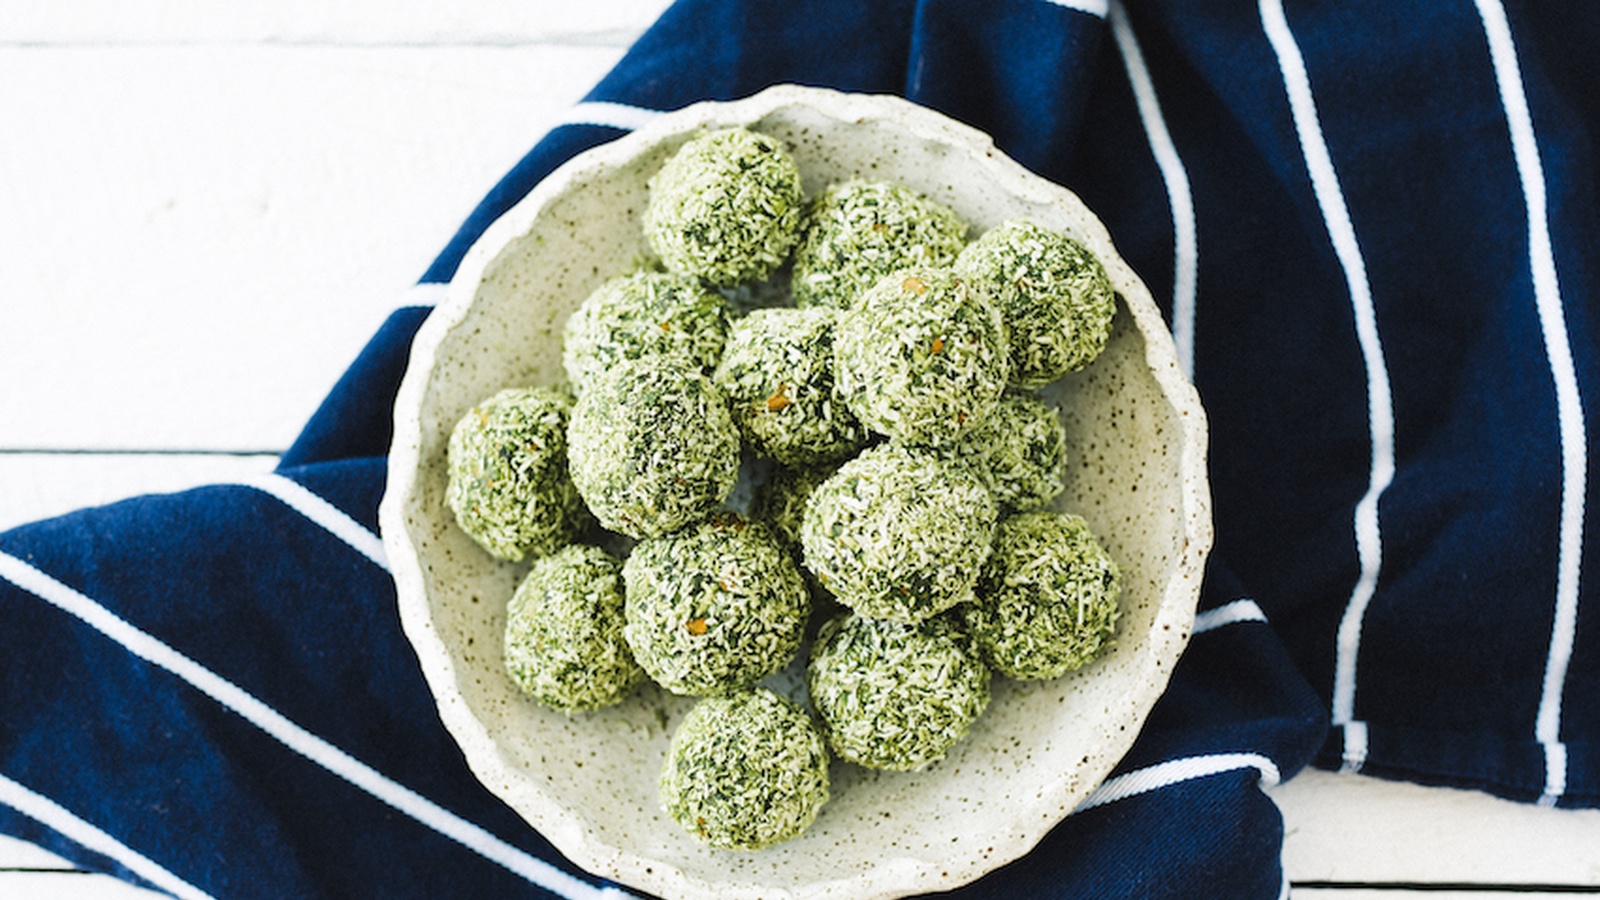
643, 127, 805, 288
623, 513, 810, 696
713, 306, 869, 465
754, 461, 840, 552
562, 269, 729, 396
503, 544, 643, 712
567, 362, 740, 539
799, 442, 996, 623
445, 387, 586, 561
954, 219, 1116, 388
660, 688, 830, 849
961, 511, 1121, 680
834, 266, 1010, 448
790, 180, 969, 309
807, 613, 990, 771
953, 391, 1068, 512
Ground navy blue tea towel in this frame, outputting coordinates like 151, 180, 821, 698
4, 0, 1598, 897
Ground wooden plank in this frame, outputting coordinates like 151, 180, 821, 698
1273, 769, 1600, 887
0, 453, 278, 532
0, 834, 76, 870
0, 44, 622, 452
0, 869, 162, 899
6, 0, 675, 46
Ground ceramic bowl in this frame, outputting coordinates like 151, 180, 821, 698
380, 84, 1211, 900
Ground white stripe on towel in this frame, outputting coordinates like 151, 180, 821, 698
1076, 752, 1282, 813
233, 473, 389, 572
1110, 0, 1199, 379
1194, 599, 1268, 634
0, 772, 216, 900
557, 101, 664, 132
1474, 0, 1587, 809
1041, 0, 1109, 17
404, 281, 448, 309
1261, 0, 1394, 774
0, 551, 631, 900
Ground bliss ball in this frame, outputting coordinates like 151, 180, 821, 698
562, 269, 729, 396
951, 391, 1068, 513
799, 442, 996, 623
954, 219, 1116, 388
623, 513, 810, 696
960, 511, 1121, 680
713, 306, 869, 465
643, 127, 805, 288
790, 180, 969, 309
503, 543, 643, 712
834, 266, 1010, 448
445, 386, 586, 561
660, 688, 830, 850
567, 362, 740, 539
807, 613, 991, 771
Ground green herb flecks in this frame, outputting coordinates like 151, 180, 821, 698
660, 688, 830, 849
713, 306, 869, 465
807, 613, 990, 771
623, 513, 810, 696
954, 219, 1115, 388
504, 543, 643, 712
445, 386, 587, 561
960, 511, 1121, 680
644, 127, 806, 288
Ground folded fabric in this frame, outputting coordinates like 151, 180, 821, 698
3, 1, 1595, 899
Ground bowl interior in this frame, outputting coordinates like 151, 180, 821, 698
383, 87, 1209, 900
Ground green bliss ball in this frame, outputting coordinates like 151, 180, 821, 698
623, 513, 811, 696
643, 127, 806, 288
660, 688, 830, 850
503, 544, 643, 712
799, 442, 996, 623
712, 306, 869, 465
834, 266, 1010, 448
567, 361, 741, 539
445, 386, 586, 561
951, 391, 1068, 513
954, 219, 1116, 388
790, 179, 969, 309
806, 613, 991, 771
961, 511, 1121, 680
562, 269, 729, 396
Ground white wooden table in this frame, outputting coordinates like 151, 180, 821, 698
4, 3, 1599, 897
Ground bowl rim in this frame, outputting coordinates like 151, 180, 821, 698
379, 83, 1213, 900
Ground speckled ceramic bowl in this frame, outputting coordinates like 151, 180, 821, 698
380, 85, 1211, 900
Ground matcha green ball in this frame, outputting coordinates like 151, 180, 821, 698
790, 180, 969, 309
961, 511, 1121, 680
643, 127, 806, 288
834, 266, 1010, 448
445, 386, 586, 561
952, 391, 1068, 512
566, 362, 740, 539
660, 688, 830, 849
623, 513, 810, 696
503, 544, 643, 712
806, 613, 991, 771
799, 442, 996, 623
954, 219, 1116, 387
712, 306, 869, 465
562, 269, 729, 396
